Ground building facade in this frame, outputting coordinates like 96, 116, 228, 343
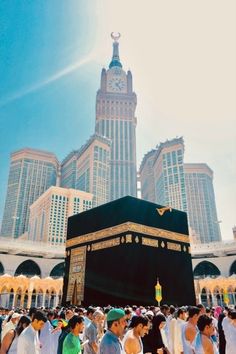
1, 148, 59, 238
61, 134, 111, 207
28, 186, 93, 245
1, 236, 236, 308
152, 137, 187, 212
192, 240, 236, 305
185, 163, 221, 243
60, 151, 77, 189
95, 34, 137, 200
0, 237, 64, 308
139, 149, 156, 203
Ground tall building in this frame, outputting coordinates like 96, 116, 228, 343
28, 186, 93, 245
184, 163, 221, 243
1, 148, 59, 238
152, 137, 187, 212
139, 149, 156, 202
95, 33, 137, 200
60, 151, 77, 189
61, 134, 111, 207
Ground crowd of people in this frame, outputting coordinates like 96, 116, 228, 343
0, 303, 236, 354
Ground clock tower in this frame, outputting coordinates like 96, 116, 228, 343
95, 33, 137, 200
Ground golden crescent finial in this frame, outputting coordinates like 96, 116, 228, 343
111, 32, 121, 42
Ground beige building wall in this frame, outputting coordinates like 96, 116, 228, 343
152, 138, 187, 211
185, 163, 221, 243
139, 150, 156, 202
76, 136, 110, 207
1, 148, 59, 238
28, 186, 93, 245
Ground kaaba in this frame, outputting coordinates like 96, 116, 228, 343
62, 196, 195, 306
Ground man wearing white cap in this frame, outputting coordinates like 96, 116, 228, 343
1, 312, 21, 340
99, 308, 127, 354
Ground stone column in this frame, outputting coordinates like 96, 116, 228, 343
27, 292, 32, 308
42, 293, 46, 308
54, 294, 59, 308
35, 294, 38, 308
12, 292, 17, 308
20, 294, 25, 308
6, 294, 10, 308
212, 294, 218, 306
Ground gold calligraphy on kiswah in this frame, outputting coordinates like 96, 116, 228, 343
66, 222, 189, 248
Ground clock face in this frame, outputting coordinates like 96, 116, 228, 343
108, 77, 126, 92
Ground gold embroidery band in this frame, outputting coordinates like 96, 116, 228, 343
142, 237, 158, 247
167, 242, 181, 252
66, 222, 189, 248
91, 238, 120, 251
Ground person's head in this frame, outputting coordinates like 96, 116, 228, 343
125, 308, 132, 321
197, 315, 214, 337
197, 304, 206, 315
32, 311, 47, 331
152, 314, 166, 331
15, 315, 31, 336
160, 304, 170, 317
214, 306, 222, 319
65, 309, 74, 320
230, 311, 236, 326
129, 315, 149, 337
106, 308, 127, 337
75, 308, 84, 316
145, 310, 154, 321
68, 315, 84, 335
223, 306, 230, 316
11, 312, 21, 325
177, 307, 186, 320
188, 306, 201, 325
86, 306, 95, 320
169, 305, 176, 316
205, 307, 211, 317
28, 307, 37, 320
47, 311, 55, 322
93, 310, 104, 325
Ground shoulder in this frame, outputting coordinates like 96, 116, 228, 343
7, 329, 15, 337
124, 336, 138, 352
100, 339, 120, 354
202, 335, 214, 352
185, 323, 195, 333
185, 324, 196, 341
87, 322, 96, 333
101, 332, 118, 345
20, 325, 32, 338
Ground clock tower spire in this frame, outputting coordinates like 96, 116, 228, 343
109, 32, 122, 69
95, 33, 137, 201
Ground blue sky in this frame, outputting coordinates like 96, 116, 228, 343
1, 0, 235, 239
0, 0, 100, 219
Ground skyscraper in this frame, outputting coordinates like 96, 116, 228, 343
61, 134, 111, 207
95, 33, 137, 200
28, 186, 93, 245
60, 151, 77, 189
184, 163, 221, 243
140, 139, 222, 244
1, 148, 59, 238
139, 149, 156, 203
152, 137, 188, 212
